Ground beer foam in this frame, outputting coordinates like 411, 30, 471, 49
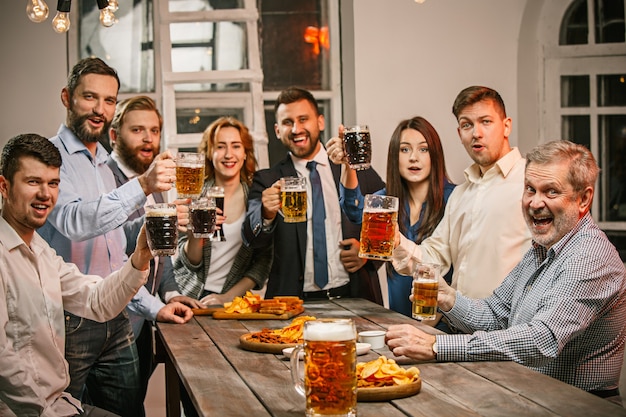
146, 208, 176, 216
305, 321, 355, 341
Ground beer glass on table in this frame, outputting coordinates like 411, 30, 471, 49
412, 262, 441, 321
206, 186, 225, 241
280, 176, 307, 223
145, 203, 178, 256
290, 319, 357, 417
358, 194, 399, 260
190, 197, 216, 239
175, 152, 205, 199
343, 125, 372, 170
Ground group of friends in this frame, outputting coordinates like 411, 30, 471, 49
0, 56, 624, 416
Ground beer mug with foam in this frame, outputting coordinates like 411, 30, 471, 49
175, 152, 205, 198
358, 194, 399, 260
412, 262, 441, 321
145, 203, 178, 256
290, 319, 357, 417
343, 125, 372, 170
280, 176, 307, 223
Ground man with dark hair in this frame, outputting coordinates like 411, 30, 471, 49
38, 57, 185, 416
387, 140, 626, 405
392, 86, 532, 303
0, 133, 155, 416
107, 95, 200, 404
242, 87, 385, 302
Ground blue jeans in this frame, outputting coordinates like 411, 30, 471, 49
64, 311, 143, 417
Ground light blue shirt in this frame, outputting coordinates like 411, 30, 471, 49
39, 124, 164, 324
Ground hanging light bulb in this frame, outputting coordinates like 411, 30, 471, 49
106, 0, 119, 13
51, 0, 71, 33
26, 0, 50, 23
97, 0, 117, 27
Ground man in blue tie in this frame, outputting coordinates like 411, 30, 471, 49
242, 87, 385, 302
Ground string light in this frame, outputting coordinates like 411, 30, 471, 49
26, 0, 117, 32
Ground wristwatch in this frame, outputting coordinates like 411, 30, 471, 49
432, 340, 438, 359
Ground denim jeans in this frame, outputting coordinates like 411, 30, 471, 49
64, 310, 143, 417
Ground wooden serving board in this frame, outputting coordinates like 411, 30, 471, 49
213, 305, 305, 320
357, 378, 421, 402
191, 307, 224, 316
239, 333, 298, 354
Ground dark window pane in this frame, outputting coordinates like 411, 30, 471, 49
560, 0, 588, 45
176, 107, 244, 134
595, 0, 625, 43
605, 231, 626, 262
599, 115, 626, 222
259, 0, 329, 90
598, 74, 626, 106
562, 115, 591, 149
561, 75, 590, 107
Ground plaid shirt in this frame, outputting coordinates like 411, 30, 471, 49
439, 213, 626, 392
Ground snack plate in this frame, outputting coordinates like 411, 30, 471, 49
239, 333, 298, 354
213, 305, 305, 320
357, 378, 421, 402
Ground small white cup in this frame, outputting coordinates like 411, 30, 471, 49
358, 330, 386, 349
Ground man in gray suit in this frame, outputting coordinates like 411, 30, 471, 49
107, 95, 201, 407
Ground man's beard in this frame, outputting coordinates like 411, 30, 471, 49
68, 109, 111, 144
116, 136, 158, 174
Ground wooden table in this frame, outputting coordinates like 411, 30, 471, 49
156, 298, 625, 417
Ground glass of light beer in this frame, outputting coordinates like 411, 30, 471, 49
206, 186, 225, 241
280, 176, 307, 223
358, 194, 398, 260
412, 262, 441, 321
145, 203, 178, 256
175, 152, 205, 199
290, 319, 357, 417
343, 125, 372, 170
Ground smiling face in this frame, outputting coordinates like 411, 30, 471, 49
0, 156, 60, 242
274, 99, 325, 160
62, 73, 118, 145
212, 126, 246, 182
522, 160, 592, 249
398, 128, 431, 185
456, 99, 512, 173
112, 109, 161, 174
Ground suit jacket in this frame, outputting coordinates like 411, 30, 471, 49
106, 158, 180, 334
242, 153, 385, 303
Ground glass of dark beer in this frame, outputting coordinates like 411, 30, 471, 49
190, 197, 216, 239
290, 319, 357, 417
358, 194, 398, 260
206, 186, 225, 241
343, 125, 372, 170
145, 203, 178, 256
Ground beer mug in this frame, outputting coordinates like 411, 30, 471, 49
189, 197, 216, 239
358, 194, 399, 260
290, 319, 357, 417
343, 125, 372, 170
145, 203, 178, 256
412, 262, 441, 321
175, 152, 205, 198
280, 176, 307, 223
206, 186, 226, 241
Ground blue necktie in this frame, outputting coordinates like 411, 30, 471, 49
307, 161, 329, 289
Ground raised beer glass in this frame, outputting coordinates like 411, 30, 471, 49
190, 197, 216, 239
358, 194, 399, 260
145, 203, 178, 257
290, 319, 357, 417
175, 152, 205, 199
343, 125, 372, 170
412, 262, 441, 321
280, 176, 307, 223
206, 186, 225, 241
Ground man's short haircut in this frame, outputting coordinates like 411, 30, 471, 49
66, 57, 120, 99
526, 140, 600, 193
110, 95, 163, 138
452, 86, 507, 120
274, 87, 320, 116
1, 134, 62, 182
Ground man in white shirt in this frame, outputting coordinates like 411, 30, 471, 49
0, 133, 159, 416
392, 86, 532, 301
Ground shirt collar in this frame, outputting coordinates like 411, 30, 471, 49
290, 145, 329, 171
57, 124, 110, 166
464, 147, 523, 182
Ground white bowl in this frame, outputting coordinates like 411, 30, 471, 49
358, 330, 386, 349
282, 343, 371, 359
